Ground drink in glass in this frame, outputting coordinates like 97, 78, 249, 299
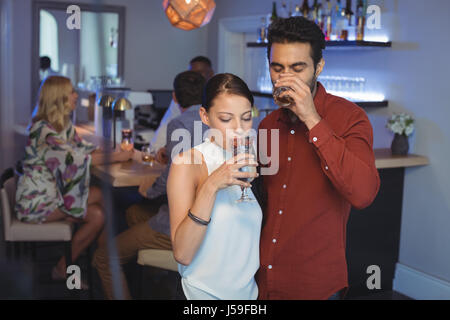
233, 136, 257, 203
141, 145, 156, 166
273, 86, 295, 107
121, 129, 134, 151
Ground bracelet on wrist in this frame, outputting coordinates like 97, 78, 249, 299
188, 209, 211, 226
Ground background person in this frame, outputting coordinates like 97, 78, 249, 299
151, 56, 214, 161
93, 71, 207, 299
15, 76, 133, 286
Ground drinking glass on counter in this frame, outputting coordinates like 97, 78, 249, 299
141, 145, 156, 166
121, 129, 134, 151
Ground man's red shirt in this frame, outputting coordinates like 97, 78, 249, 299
256, 83, 380, 299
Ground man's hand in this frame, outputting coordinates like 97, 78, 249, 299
275, 74, 322, 130
156, 147, 169, 165
139, 176, 155, 198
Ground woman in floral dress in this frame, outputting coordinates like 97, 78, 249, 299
15, 76, 133, 284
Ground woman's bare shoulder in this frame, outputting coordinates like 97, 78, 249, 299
171, 147, 205, 168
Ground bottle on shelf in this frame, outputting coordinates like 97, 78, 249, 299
331, 0, 341, 40
270, 1, 278, 24
345, 0, 354, 24
257, 17, 268, 43
356, 0, 367, 41
291, 4, 301, 17
324, 0, 332, 40
310, 0, 319, 23
301, 0, 310, 19
279, 1, 290, 18
340, 0, 354, 40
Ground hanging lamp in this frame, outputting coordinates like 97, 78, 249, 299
162, 0, 216, 31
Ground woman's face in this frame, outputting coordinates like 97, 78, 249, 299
200, 93, 253, 151
68, 85, 78, 111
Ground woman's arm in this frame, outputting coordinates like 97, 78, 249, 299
168, 150, 257, 266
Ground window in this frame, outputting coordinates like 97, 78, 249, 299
39, 10, 59, 72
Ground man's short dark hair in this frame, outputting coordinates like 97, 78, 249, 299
173, 71, 206, 109
190, 56, 212, 67
267, 17, 326, 69
40, 56, 51, 70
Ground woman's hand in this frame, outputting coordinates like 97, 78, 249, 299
206, 153, 258, 192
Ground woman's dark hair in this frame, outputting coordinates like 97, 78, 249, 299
202, 73, 254, 111
173, 71, 206, 109
267, 17, 326, 69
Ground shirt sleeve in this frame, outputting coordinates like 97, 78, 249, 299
307, 109, 380, 209
146, 117, 183, 199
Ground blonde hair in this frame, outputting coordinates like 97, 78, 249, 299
32, 76, 73, 132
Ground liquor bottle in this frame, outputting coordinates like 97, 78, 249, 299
317, 0, 324, 30
292, 4, 301, 17
356, 0, 366, 41
270, 1, 278, 24
324, 0, 332, 40
345, 0, 354, 25
279, 1, 289, 18
301, 0, 310, 19
257, 17, 268, 43
311, 0, 319, 23
334, 0, 346, 40
340, 0, 354, 40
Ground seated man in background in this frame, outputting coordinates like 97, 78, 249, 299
151, 56, 214, 163
93, 70, 207, 300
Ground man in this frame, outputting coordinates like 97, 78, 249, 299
39, 56, 59, 81
255, 17, 380, 300
93, 71, 207, 299
151, 56, 214, 158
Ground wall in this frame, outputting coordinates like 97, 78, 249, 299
46, 8, 80, 83
0, 0, 209, 171
208, 0, 450, 298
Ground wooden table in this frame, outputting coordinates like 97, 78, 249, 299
91, 153, 166, 188
76, 124, 166, 187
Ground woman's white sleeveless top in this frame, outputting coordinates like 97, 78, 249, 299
178, 139, 262, 300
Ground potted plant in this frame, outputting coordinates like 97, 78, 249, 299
386, 113, 415, 155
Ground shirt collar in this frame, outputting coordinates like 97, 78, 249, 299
277, 81, 327, 124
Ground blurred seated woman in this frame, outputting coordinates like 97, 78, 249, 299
15, 76, 133, 284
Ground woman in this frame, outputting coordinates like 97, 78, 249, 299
15, 76, 133, 284
167, 73, 261, 300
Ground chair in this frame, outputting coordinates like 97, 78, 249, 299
0, 167, 73, 272
137, 249, 178, 272
136, 249, 180, 299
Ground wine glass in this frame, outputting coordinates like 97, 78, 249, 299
233, 136, 257, 203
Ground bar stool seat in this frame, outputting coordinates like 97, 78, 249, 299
137, 249, 178, 272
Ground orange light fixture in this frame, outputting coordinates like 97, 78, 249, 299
163, 0, 216, 31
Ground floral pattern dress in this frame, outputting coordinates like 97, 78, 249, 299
15, 120, 97, 223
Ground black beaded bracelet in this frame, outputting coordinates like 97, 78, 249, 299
188, 210, 211, 226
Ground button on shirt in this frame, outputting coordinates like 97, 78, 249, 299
256, 83, 380, 300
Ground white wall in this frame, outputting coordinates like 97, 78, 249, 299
0, 0, 209, 170
209, 0, 450, 298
